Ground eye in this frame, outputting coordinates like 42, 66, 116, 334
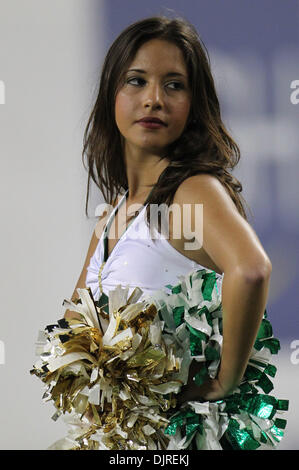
126, 77, 146, 86
166, 81, 185, 90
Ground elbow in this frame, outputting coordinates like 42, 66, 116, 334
235, 259, 272, 284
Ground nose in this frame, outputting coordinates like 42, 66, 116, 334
143, 82, 164, 110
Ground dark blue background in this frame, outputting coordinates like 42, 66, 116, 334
97, 0, 299, 341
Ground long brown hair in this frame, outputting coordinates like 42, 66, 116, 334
82, 15, 251, 230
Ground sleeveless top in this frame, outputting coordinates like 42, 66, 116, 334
85, 189, 223, 302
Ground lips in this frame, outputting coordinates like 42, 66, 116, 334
137, 117, 166, 126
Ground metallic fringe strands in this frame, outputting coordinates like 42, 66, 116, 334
98, 261, 106, 295
30, 268, 289, 450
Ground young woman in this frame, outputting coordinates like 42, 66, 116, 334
64, 16, 278, 446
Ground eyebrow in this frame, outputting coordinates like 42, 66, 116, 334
127, 68, 187, 78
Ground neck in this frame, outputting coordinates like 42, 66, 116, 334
124, 147, 170, 201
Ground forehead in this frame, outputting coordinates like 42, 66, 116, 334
128, 39, 188, 74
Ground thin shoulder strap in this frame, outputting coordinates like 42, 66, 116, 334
102, 190, 128, 258
102, 186, 155, 262
106, 191, 128, 229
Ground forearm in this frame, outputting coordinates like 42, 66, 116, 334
217, 266, 271, 393
64, 269, 87, 321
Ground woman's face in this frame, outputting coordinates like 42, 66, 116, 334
114, 39, 191, 157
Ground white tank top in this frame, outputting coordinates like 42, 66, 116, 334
86, 189, 223, 302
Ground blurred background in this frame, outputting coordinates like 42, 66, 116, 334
0, 0, 298, 449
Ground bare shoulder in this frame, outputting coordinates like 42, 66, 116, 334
174, 173, 237, 213
172, 174, 271, 277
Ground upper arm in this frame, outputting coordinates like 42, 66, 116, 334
65, 199, 117, 319
64, 219, 106, 319
81, 224, 103, 274
175, 174, 272, 278
81, 201, 115, 276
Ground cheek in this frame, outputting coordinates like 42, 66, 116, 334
115, 92, 133, 128
174, 99, 191, 127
